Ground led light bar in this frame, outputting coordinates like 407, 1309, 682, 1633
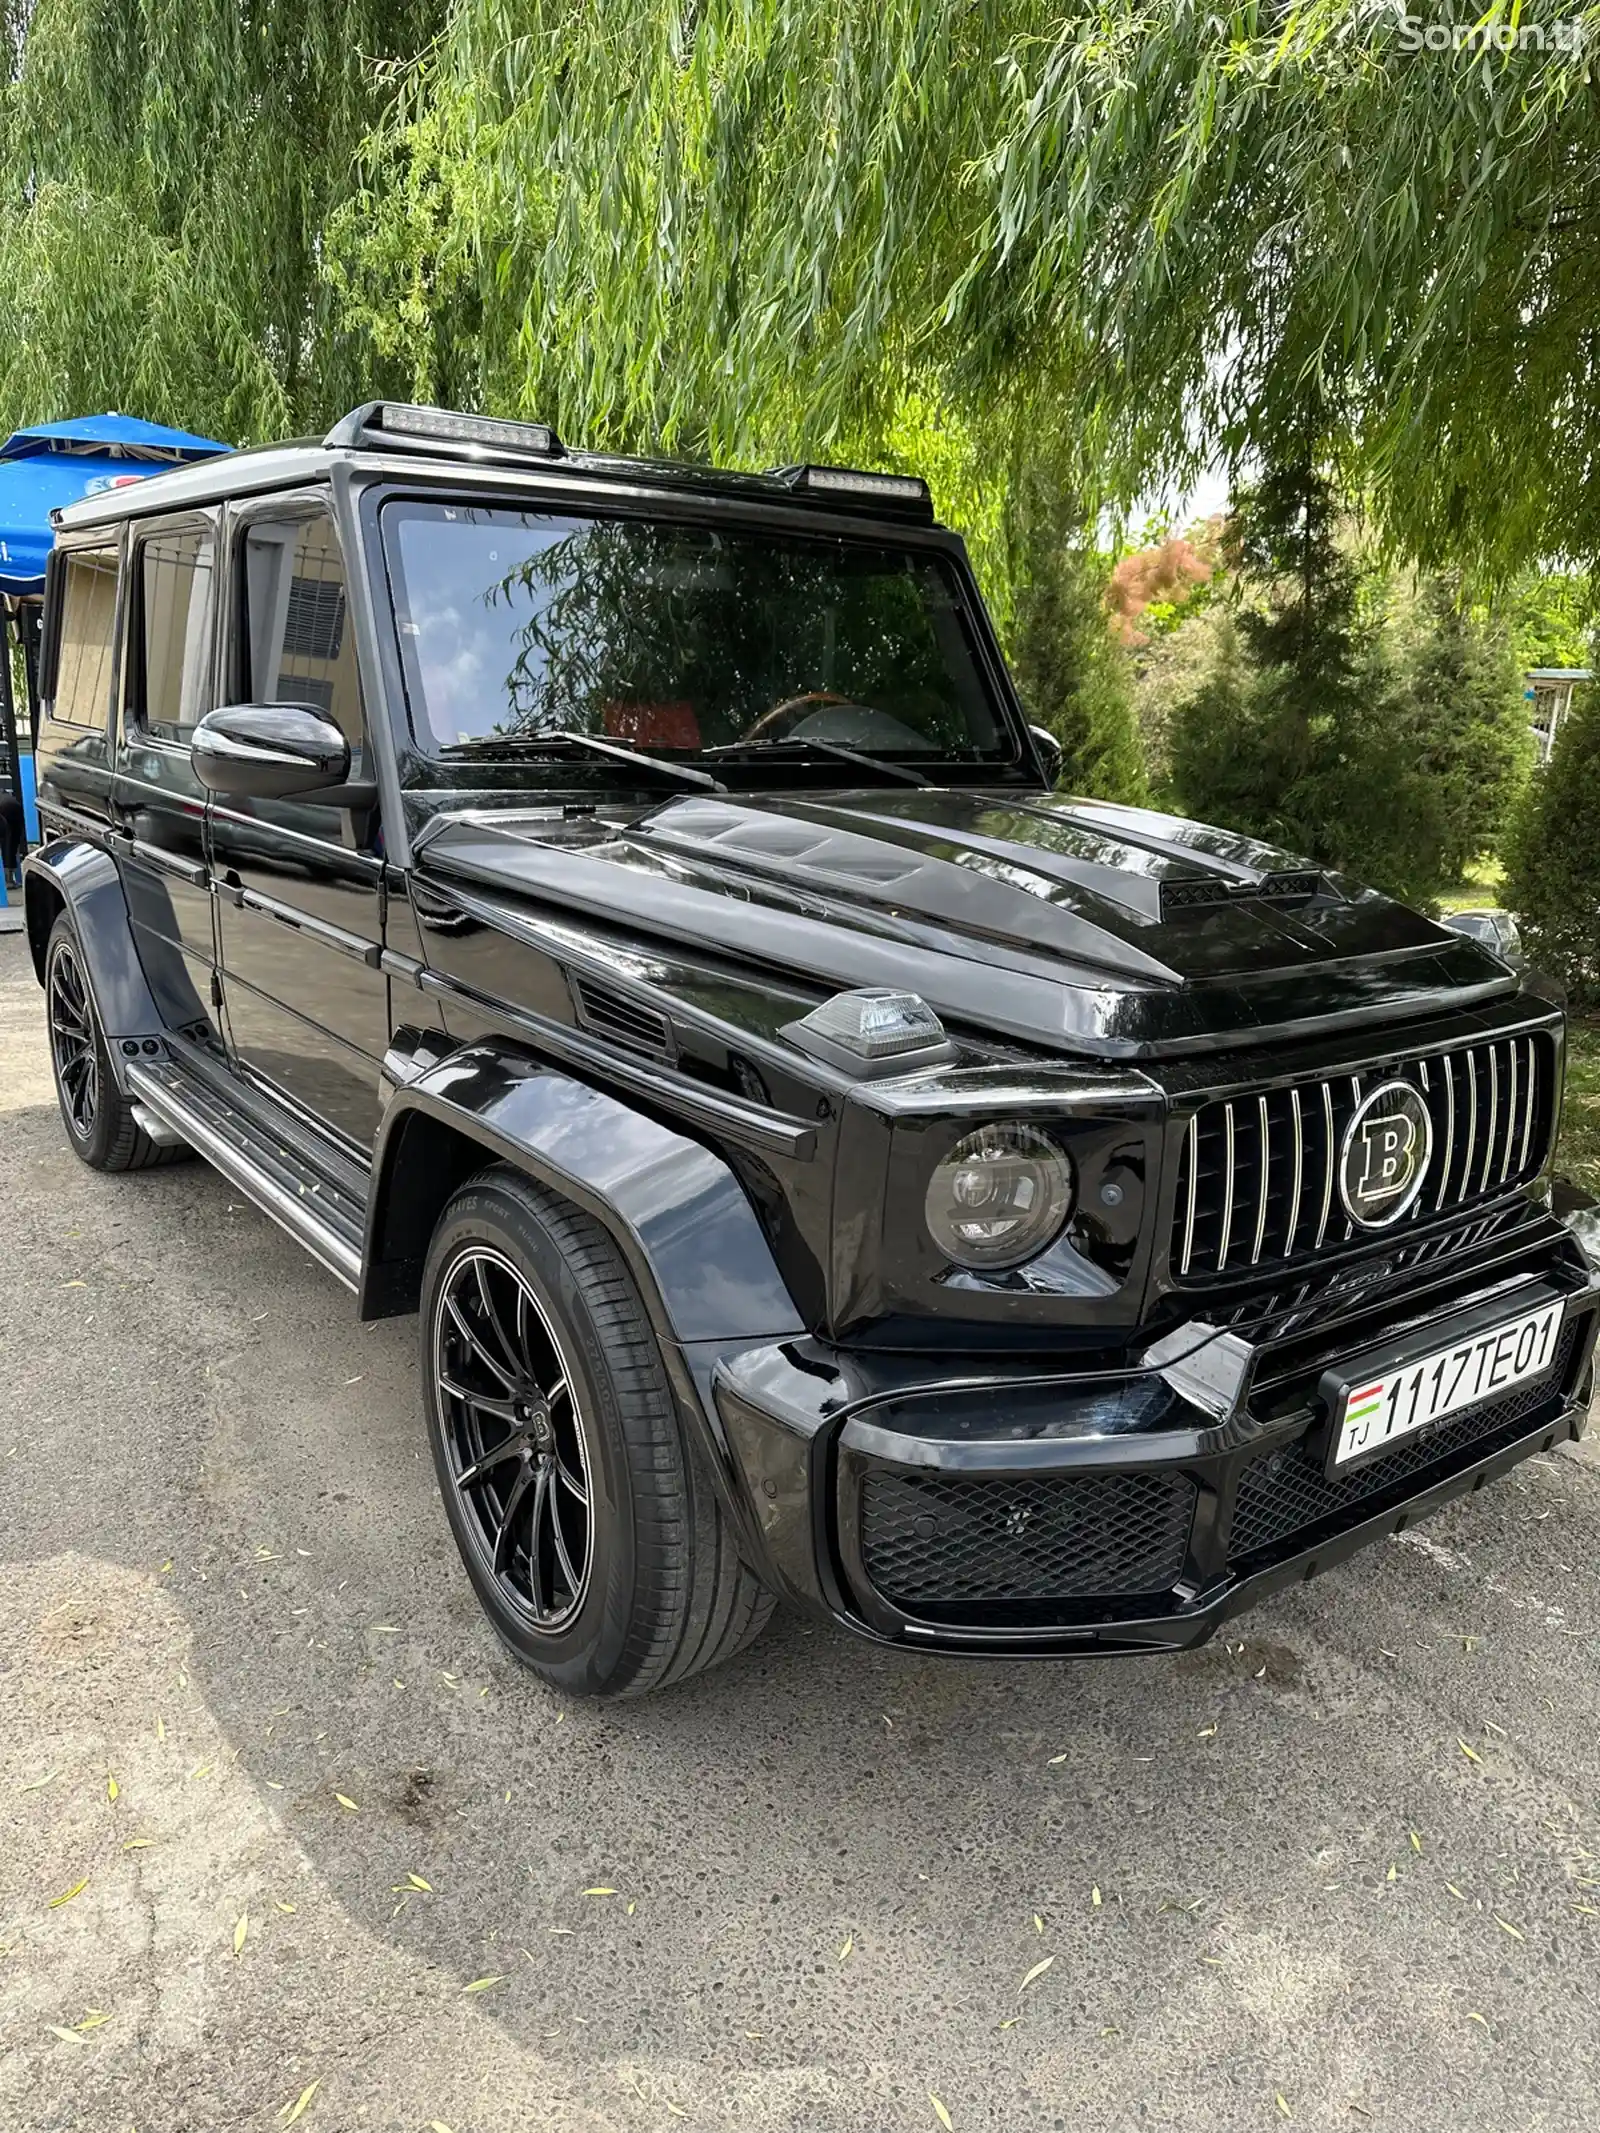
783, 464, 931, 505
371, 404, 562, 457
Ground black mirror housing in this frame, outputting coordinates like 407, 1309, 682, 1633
1028, 723, 1064, 787
192, 703, 352, 800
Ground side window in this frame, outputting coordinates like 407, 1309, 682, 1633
49, 547, 120, 727
241, 512, 364, 771
135, 526, 216, 743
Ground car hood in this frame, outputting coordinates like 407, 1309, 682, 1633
414, 786, 1520, 1059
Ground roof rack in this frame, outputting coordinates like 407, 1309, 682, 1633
322, 403, 935, 519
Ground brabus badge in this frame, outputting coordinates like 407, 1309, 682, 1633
1339, 1079, 1433, 1230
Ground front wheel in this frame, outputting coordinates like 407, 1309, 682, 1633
420, 1166, 775, 1698
44, 912, 187, 1172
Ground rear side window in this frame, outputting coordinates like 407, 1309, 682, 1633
135, 526, 217, 742
240, 512, 364, 766
49, 546, 119, 727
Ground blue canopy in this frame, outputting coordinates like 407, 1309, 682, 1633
0, 412, 228, 597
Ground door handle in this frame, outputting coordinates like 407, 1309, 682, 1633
131, 839, 207, 888
237, 886, 383, 967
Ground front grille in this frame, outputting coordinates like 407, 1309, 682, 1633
1172, 1032, 1554, 1282
1230, 1322, 1578, 1558
859, 1469, 1195, 1609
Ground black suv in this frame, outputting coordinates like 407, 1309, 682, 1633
24, 401, 1600, 1697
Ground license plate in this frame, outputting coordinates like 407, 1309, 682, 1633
1330, 1300, 1565, 1472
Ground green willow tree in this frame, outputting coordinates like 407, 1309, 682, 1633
12, 3, 1600, 580
321, 1, 1600, 579
0, 0, 443, 441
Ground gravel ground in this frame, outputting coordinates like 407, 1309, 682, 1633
1, 929, 1598, 2133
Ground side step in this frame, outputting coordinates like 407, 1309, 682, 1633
126, 1058, 365, 1291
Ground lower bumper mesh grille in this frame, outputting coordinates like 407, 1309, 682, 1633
1231, 1323, 1578, 1558
859, 1469, 1196, 1608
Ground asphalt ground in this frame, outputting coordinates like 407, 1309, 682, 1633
1, 928, 1598, 2133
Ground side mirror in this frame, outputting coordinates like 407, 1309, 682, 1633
1029, 723, 1064, 787
191, 703, 351, 800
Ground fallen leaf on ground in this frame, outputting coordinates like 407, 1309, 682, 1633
334, 1794, 359, 1811
1458, 1739, 1483, 1765
18, 1772, 59, 1793
1276, 2096, 1292, 2121
48, 1879, 88, 1909
838, 1935, 853, 1960
929, 2095, 954, 2130
106, 1776, 119, 1803
1091, 1886, 1102, 1908
1467, 2012, 1490, 2030
407, 1873, 432, 1892
584, 1886, 616, 1896
279, 2079, 320, 2125
460, 1975, 507, 1994
234, 1913, 249, 1956
1018, 1955, 1055, 1995
1494, 1917, 1524, 1942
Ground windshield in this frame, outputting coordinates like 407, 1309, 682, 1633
380, 501, 1011, 763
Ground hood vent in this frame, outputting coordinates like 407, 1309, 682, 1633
1160, 870, 1326, 920
570, 973, 675, 1060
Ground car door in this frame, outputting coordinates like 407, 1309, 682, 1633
108, 515, 224, 1041
208, 496, 390, 1150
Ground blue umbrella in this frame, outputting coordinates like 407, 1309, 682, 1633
0, 412, 228, 596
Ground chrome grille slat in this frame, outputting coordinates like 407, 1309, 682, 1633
1314, 1083, 1336, 1250
1467, 1045, 1493, 1203
1480, 1045, 1499, 1195
1518, 1034, 1536, 1174
1250, 1095, 1270, 1265
1172, 1032, 1553, 1282
1284, 1087, 1304, 1258
1501, 1040, 1519, 1184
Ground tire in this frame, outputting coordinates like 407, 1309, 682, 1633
420, 1165, 775, 1698
44, 912, 188, 1173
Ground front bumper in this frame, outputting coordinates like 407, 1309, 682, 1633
709, 1216, 1600, 1656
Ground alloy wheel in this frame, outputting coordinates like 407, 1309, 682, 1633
48, 941, 99, 1140
432, 1245, 595, 1633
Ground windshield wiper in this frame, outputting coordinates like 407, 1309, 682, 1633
443, 730, 726, 794
705, 737, 932, 788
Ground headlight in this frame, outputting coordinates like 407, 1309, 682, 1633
923, 1122, 1074, 1269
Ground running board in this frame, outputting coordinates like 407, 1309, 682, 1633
126, 1059, 363, 1291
